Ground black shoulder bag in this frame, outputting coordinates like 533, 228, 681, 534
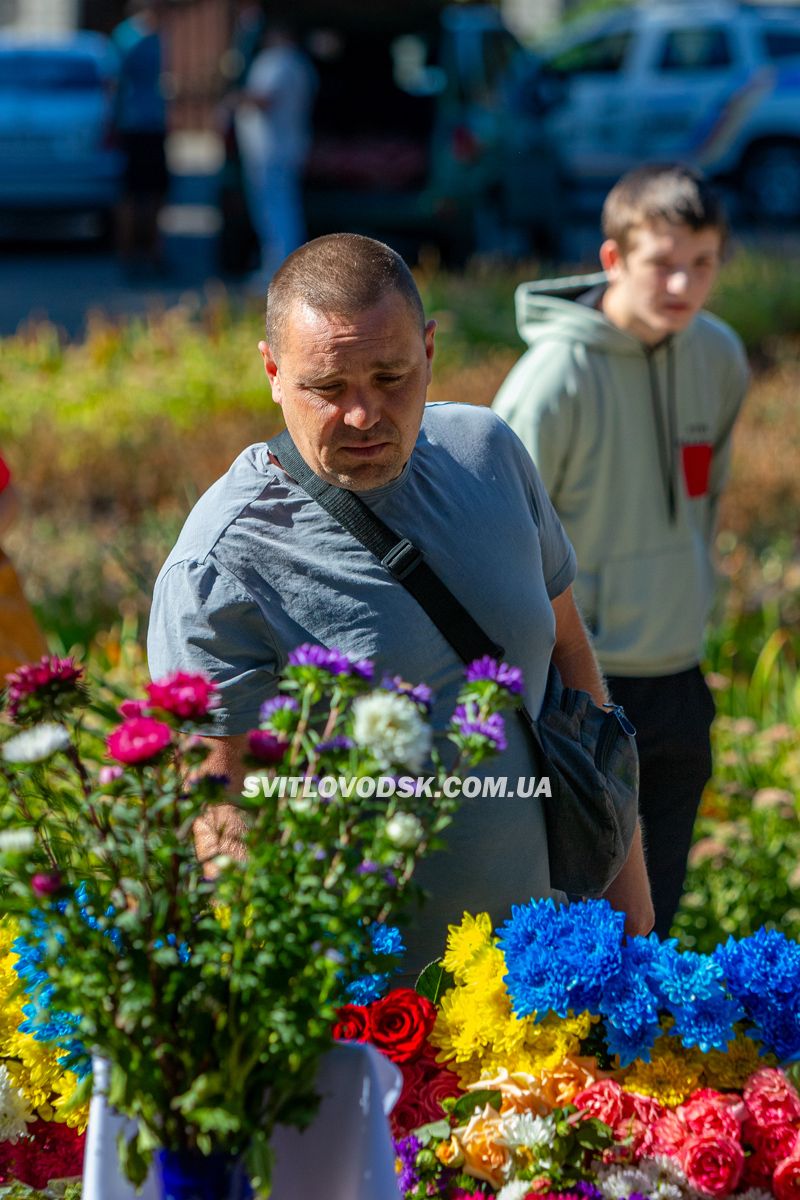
270, 430, 639, 896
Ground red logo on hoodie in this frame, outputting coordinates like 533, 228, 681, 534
681, 442, 713, 498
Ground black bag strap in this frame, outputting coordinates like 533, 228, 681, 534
270, 429, 505, 665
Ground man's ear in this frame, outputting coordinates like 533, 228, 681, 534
258, 340, 282, 405
424, 318, 436, 384
599, 239, 624, 281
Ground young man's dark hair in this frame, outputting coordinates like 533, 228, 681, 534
601, 162, 729, 252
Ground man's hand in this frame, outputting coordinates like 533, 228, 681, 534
602, 823, 655, 937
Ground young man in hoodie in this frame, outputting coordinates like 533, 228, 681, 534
492, 164, 749, 938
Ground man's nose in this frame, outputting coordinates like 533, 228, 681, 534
666, 270, 689, 295
342, 388, 382, 429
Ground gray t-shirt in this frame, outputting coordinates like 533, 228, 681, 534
148, 402, 576, 967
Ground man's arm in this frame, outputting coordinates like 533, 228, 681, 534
193, 734, 249, 869
551, 586, 654, 937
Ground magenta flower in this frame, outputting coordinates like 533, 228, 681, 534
146, 672, 218, 721
118, 699, 148, 719
4, 656, 85, 723
107, 717, 173, 765
247, 729, 288, 764
31, 871, 63, 898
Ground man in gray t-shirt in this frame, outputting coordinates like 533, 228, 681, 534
148, 233, 653, 965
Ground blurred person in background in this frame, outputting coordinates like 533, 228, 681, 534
112, 0, 169, 277
234, 20, 317, 288
0, 453, 47, 676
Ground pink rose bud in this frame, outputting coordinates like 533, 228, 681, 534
119, 699, 148, 719
99, 765, 124, 785
31, 871, 62, 897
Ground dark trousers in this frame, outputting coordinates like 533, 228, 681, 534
605, 667, 716, 939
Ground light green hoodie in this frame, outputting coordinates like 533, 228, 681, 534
492, 271, 749, 677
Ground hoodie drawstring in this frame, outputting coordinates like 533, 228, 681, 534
645, 341, 677, 524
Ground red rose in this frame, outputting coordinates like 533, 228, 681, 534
679, 1092, 743, 1141
391, 1045, 462, 1136
368, 987, 437, 1064
775, 1157, 800, 1200
613, 1091, 665, 1160
680, 1134, 744, 1197
332, 1003, 371, 1043
742, 1119, 800, 1186
745, 1069, 800, 1128
146, 672, 218, 721
574, 1079, 626, 1127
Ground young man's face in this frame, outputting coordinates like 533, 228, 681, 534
600, 218, 722, 345
260, 290, 436, 491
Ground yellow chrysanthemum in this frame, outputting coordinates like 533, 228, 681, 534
432, 986, 491, 1063
701, 1030, 777, 1090
442, 912, 494, 983
51, 1071, 90, 1131
622, 1036, 703, 1107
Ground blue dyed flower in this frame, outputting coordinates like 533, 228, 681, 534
600, 969, 661, 1066
465, 656, 525, 695
345, 924, 405, 1004
668, 993, 743, 1054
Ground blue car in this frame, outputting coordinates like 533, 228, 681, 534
0, 32, 123, 217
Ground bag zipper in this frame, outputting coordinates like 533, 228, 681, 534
595, 706, 637, 774
560, 686, 578, 716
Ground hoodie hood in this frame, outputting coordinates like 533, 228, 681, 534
516, 270, 666, 355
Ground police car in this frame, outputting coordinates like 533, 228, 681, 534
540, 1, 800, 220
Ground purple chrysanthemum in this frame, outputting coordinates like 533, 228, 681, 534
357, 860, 379, 875
452, 705, 507, 752
394, 1134, 422, 1193
288, 644, 374, 681
465, 655, 524, 695
259, 696, 299, 722
381, 675, 434, 713
315, 736, 354, 753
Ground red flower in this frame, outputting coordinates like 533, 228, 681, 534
680, 1133, 744, 1196
106, 716, 172, 764
247, 729, 289, 764
332, 1003, 371, 1043
742, 1120, 800, 1187
4, 656, 84, 723
31, 871, 63, 898
574, 1079, 626, 1127
678, 1091, 743, 1141
0, 1120, 85, 1189
368, 987, 437, 1064
651, 1108, 690, 1157
391, 1045, 462, 1137
745, 1069, 800, 1128
146, 672, 218, 721
118, 699, 148, 719
775, 1157, 800, 1200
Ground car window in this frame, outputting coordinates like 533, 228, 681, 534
0, 52, 103, 89
548, 31, 633, 76
656, 27, 733, 72
763, 29, 800, 61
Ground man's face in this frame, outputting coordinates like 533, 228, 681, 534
600, 218, 722, 345
260, 291, 436, 490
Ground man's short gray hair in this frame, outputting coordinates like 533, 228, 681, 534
266, 233, 425, 356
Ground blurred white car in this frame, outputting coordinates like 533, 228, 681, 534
0, 32, 123, 217
540, 0, 800, 220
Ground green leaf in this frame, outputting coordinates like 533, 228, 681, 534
450, 1089, 502, 1120
412, 1118, 452, 1145
415, 960, 454, 1004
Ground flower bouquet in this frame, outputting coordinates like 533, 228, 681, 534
0, 649, 516, 1197
334, 899, 800, 1200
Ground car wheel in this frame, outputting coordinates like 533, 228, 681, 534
742, 142, 800, 222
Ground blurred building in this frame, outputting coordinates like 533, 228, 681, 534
0, 0, 79, 31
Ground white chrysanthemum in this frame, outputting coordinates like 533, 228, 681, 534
497, 1183, 534, 1200
351, 692, 432, 772
0, 1065, 34, 1143
2, 722, 71, 764
497, 1110, 556, 1149
385, 812, 425, 849
0, 828, 36, 852
597, 1156, 695, 1200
